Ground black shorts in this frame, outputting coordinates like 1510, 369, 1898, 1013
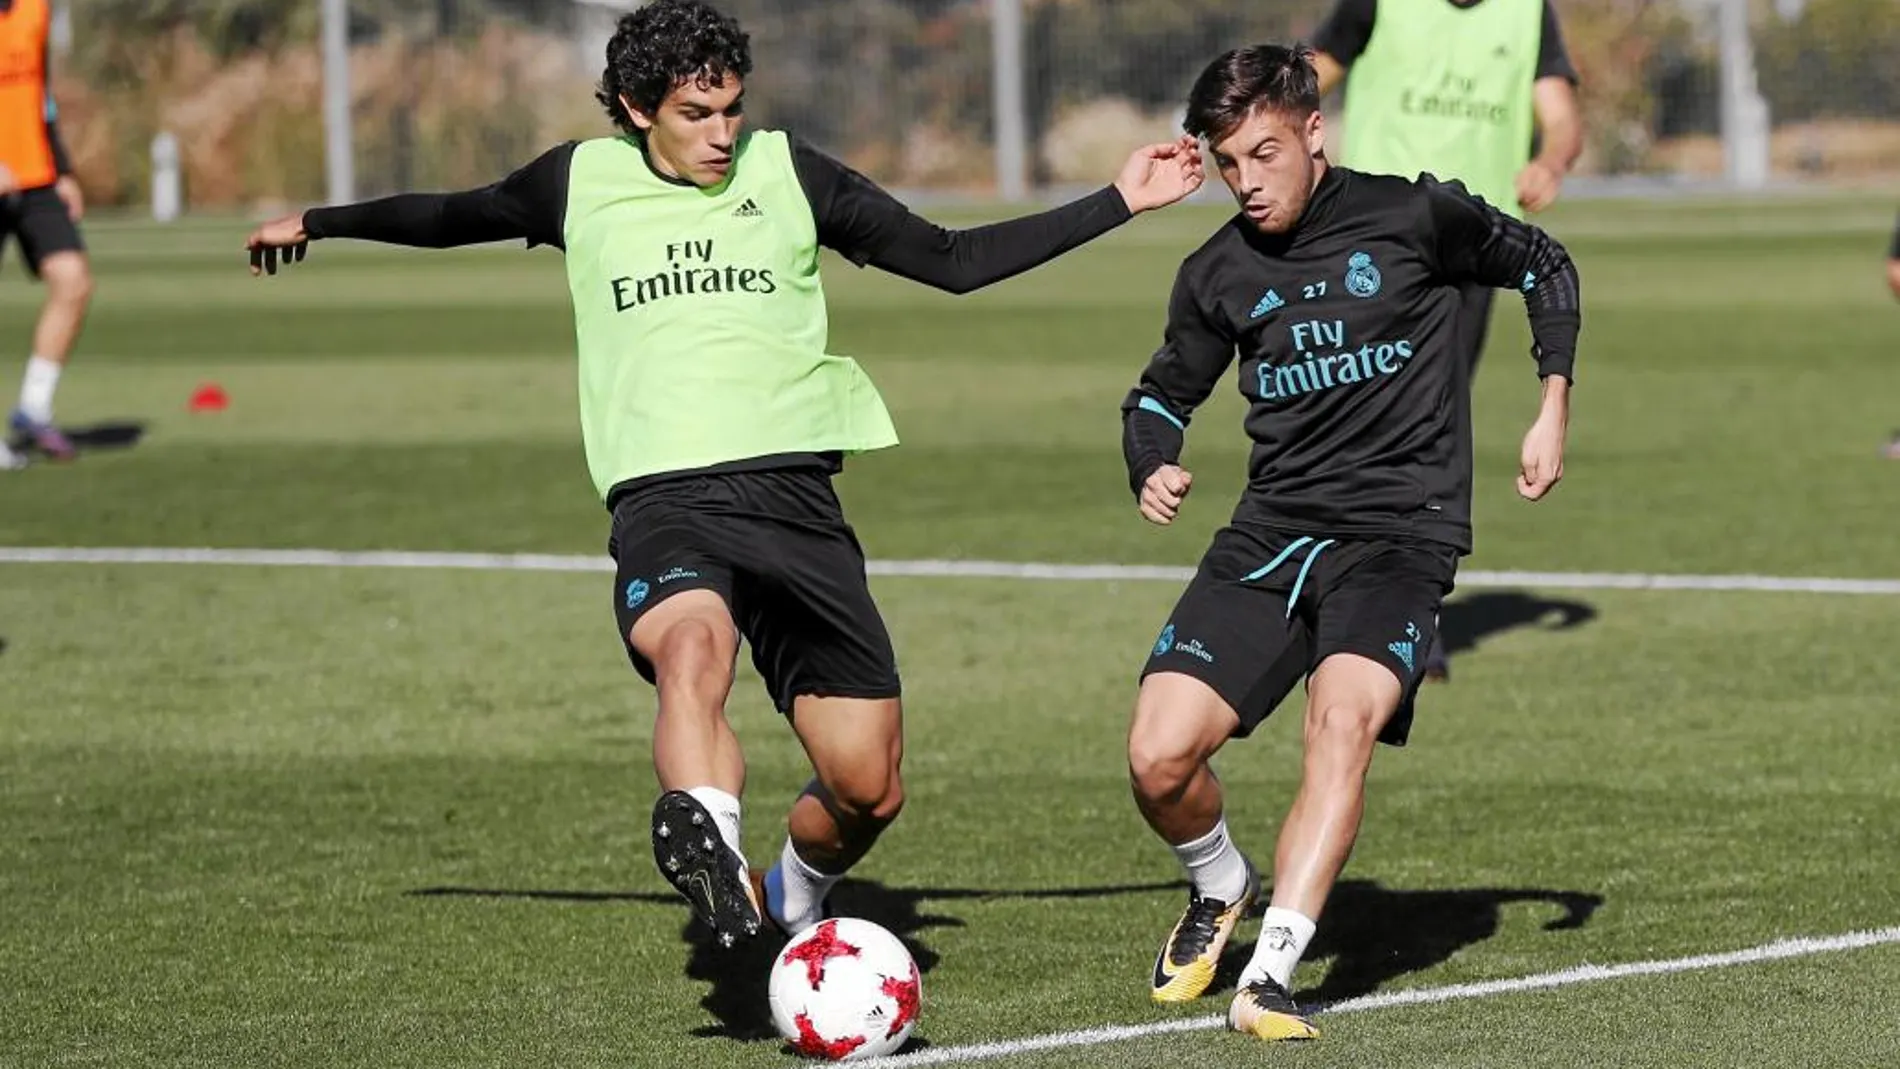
1140, 524, 1459, 747
0, 186, 85, 276
607, 468, 900, 713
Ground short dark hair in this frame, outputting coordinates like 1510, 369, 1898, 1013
1184, 44, 1321, 143
596, 0, 753, 134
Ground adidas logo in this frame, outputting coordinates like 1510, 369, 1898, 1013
1388, 640, 1415, 673
1249, 289, 1285, 319
732, 198, 764, 218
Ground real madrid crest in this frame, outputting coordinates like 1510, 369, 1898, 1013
1345, 251, 1382, 298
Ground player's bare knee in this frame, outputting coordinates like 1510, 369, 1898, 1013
868, 773, 905, 827
1127, 731, 1198, 803
649, 618, 735, 697
42, 255, 93, 309
1127, 716, 1205, 803
1127, 682, 1222, 801
827, 764, 904, 829
1304, 698, 1383, 763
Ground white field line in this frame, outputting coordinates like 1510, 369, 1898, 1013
856, 925, 1900, 1067
1, 546, 1898, 595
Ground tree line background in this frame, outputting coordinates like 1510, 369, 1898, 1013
50, 0, 1900, 208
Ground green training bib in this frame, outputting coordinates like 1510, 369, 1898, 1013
562, 130, 899, 498
1340, 0, 1542, 218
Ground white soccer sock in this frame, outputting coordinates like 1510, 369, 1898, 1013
18, 356, 60, 423
1240, 907, 1319, 990
764, 837, 841, 933
683, 786, 744, 862
1170, 818, 1251, 904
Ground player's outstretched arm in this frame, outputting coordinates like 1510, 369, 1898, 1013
1121, 263, 1236, 525
245, 143, 573, 276
1422, 177, 1579, 501
794, 138, 1202, 296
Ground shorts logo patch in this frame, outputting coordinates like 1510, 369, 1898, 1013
1174, 637, 1215, 664
625, 579, 650, 609
1153, 624, 1215, 663
1345, 251, 1382, 298
658, 567, 700, 585
1388, 621, 1422, 674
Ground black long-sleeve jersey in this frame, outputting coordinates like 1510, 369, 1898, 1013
305, 134, 1133, 495
1121, 165, 1580, 553
305, 135, 1131, 289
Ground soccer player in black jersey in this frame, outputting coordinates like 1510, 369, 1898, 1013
1119, 45, 1579, 1040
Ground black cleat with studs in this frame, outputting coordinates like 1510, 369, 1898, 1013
650, 790, 762, 948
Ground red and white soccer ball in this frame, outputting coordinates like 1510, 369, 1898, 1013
768, 917, 922, 1061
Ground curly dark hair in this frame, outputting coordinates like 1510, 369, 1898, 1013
596, 0, 753, 134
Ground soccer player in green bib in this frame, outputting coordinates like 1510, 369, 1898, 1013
243, 0, 1203, 951
1310, 0, 1583, 681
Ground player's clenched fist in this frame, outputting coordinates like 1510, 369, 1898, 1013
1139, 464, 1193, 525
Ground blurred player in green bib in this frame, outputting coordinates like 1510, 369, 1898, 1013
242, 0, 1203, 957
1312, 0, 1583, 680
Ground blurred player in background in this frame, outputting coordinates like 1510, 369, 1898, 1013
1120, 44, 1579, 1041
1311, 0, 1583, 679
0, 0, 90, 469
241, 0, 1202, 962
1887, 211, 1899, 458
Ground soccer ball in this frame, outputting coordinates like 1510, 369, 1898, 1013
768, 917, 922, 1060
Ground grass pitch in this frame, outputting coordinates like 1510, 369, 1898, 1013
3, 193, 1898, 1067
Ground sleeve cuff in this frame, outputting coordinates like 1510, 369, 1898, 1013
302, 207, 335, 240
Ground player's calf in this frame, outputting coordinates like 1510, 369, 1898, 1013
630, 593, 759, 944
38, 252, 94, 329
1127, 673, 1262, 1003
1229, 655, 1398, 1019
767, 697, 905, 934
1127, 672, 1238, 839
1299, 689, 1387, 794
633, 592, 744, 791
10, 260, 81, 463
23, 254, 93, 458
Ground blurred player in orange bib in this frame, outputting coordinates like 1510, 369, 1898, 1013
1, 0, 92, 468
